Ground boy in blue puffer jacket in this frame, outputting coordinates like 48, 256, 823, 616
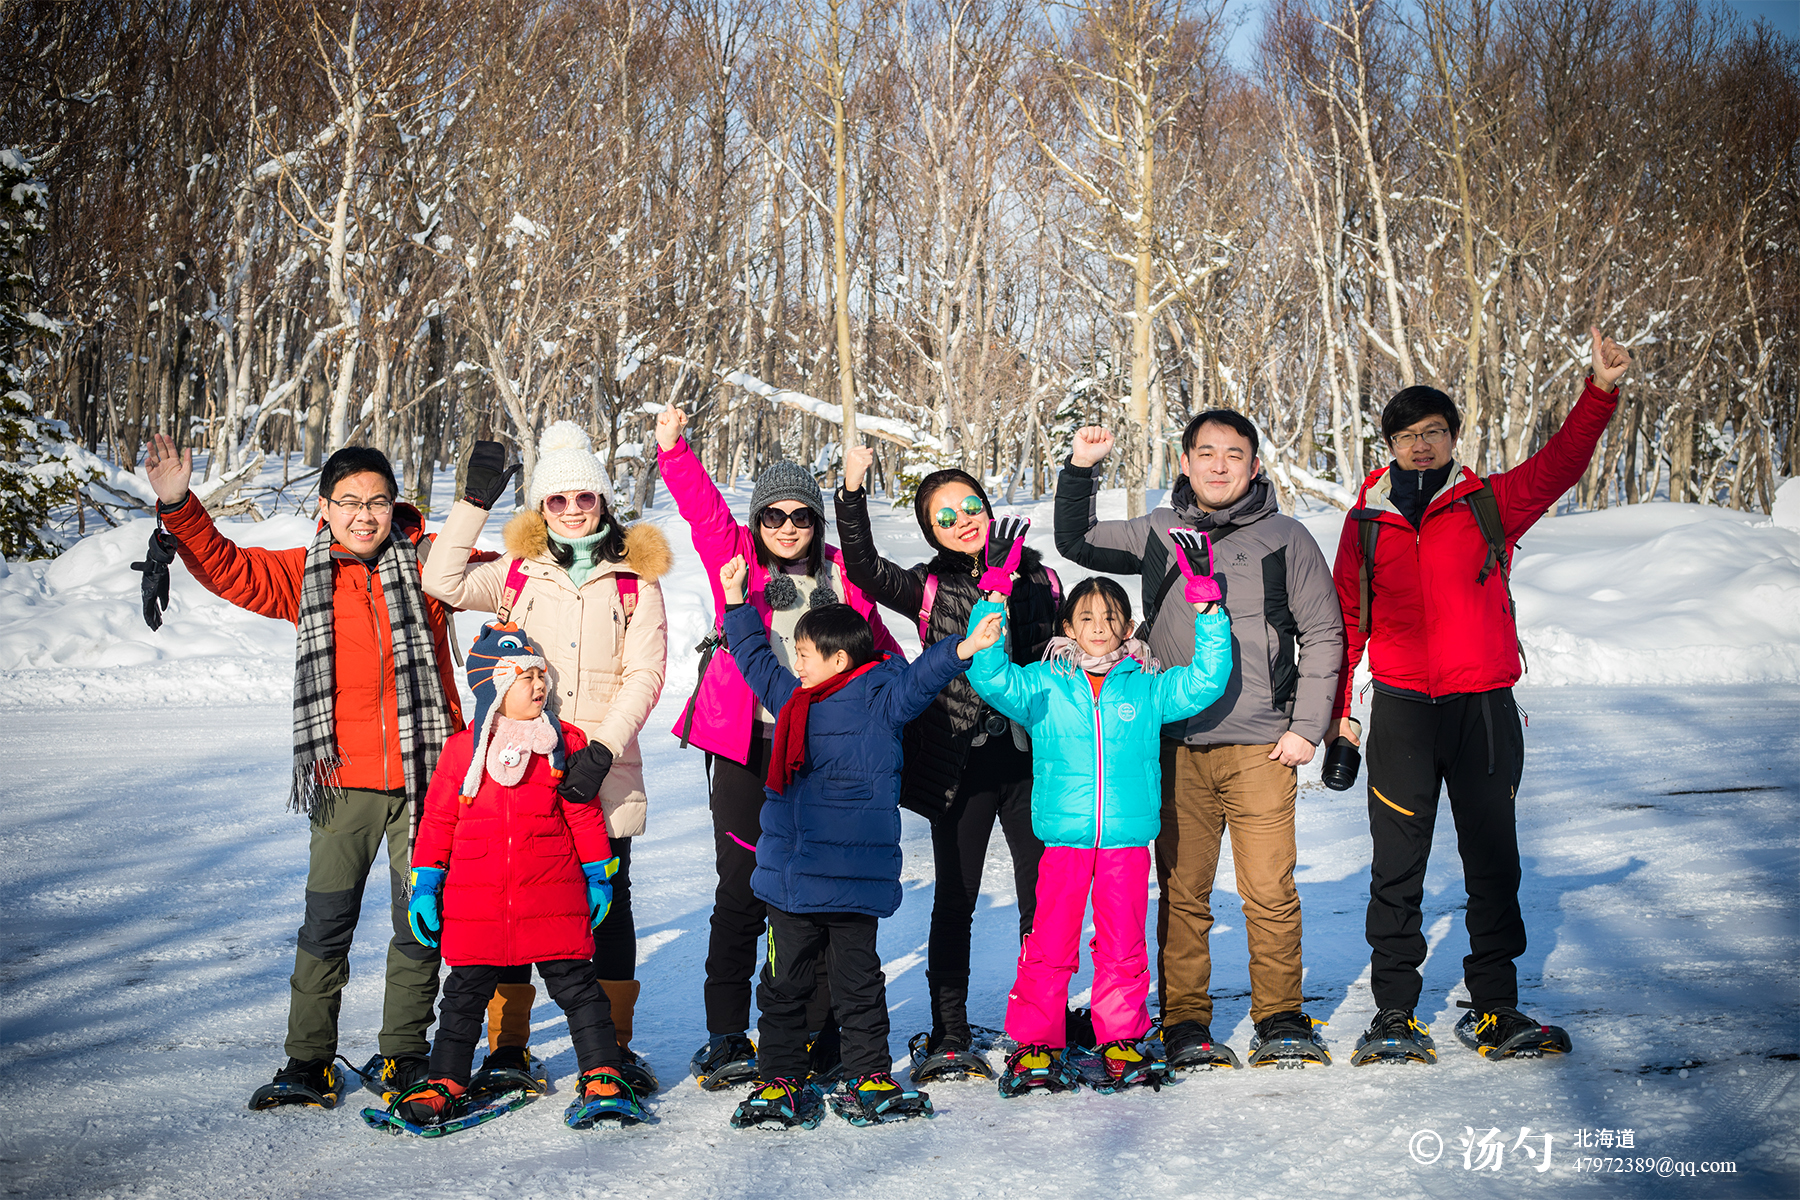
966, 524, 1231, 1095
716, 554, 1004, 1128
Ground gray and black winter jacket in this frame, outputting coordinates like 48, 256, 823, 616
1054, 464, 1344, 748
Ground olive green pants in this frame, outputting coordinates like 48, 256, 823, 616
285, 787, 441, 1061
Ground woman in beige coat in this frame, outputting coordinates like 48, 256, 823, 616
423, 421, 670, 1094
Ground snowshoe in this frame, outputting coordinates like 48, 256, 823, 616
468, 1046, 550, 1098
564, 1066, 647, 1128
362, 1077, 538, 1138
691, 1033, 759, 1091
352, 1052, 432, 1104
996, 1044, 1079, 1098
614, 1048, 660, 1095
908, 1031, 997, 1083
969, 1024, 1015, 1056
1069, 1039, 1174, 1094
248, 1057, 341, 1110
1454, 1004, 1572, 1060
730, 1078, 826, 1130
1350, 1009, 1438, 1066
829, 1071, 935, 1126
1158, 1020, 1242, 1071
1247, 1011, 1332, 1068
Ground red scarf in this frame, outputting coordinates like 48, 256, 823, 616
766, 658, 884, 793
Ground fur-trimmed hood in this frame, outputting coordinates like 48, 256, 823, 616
501, 510, 673, 582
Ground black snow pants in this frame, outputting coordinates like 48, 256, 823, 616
758, 909, 888, 1081
431, 959, 618, 1085
1365, 687, 1527, 1013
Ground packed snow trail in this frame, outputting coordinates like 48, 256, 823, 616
1, 483, 1796, 1198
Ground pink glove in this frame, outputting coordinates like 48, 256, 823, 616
1170, 528, 1221, 606
977, 516, 1031, 595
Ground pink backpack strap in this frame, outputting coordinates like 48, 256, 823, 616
496, 558, 531, 624
918, 572, 940, 642
1045, 565, 1064, 610
617, 572, 639, 626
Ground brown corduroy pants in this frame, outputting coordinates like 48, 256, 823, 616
1155, 741, 1303, 1026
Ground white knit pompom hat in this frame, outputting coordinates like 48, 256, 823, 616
527, 421, 615, 512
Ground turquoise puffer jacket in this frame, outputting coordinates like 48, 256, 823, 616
966, 600, 1232, 848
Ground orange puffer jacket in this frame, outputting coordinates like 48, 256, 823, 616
162, 493, 473, 790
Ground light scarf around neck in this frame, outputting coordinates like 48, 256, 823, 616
1041, 635, 1160, 677
290, 523, 452, 860
547, 523, 611, 588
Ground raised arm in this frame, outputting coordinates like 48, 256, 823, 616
963, 597, 1049, 726
874, 634, 972, 730
420, 499, 511, 612
1053, 427, 1151, 575
721, 584, 799, 716
834, 450, 927, 619
656, 407, 752, 572
1152, 609, 1233, 722
1489, 346, 1623, 538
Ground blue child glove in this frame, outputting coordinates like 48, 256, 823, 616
582, 858, 620, 928
407, 867, 447, 949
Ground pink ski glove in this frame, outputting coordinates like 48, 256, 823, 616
1170, 528, 1222, 606
977, 516, 1031, 595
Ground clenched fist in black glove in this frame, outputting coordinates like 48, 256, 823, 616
556, 742, 615, 804
463, 440, 522, 510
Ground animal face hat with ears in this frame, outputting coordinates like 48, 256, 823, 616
461, 621, 566, 799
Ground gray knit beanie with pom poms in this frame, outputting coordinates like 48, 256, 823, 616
749, 461, 825, 521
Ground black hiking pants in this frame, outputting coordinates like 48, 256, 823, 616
1365, 687, 1527, 1013
758, 909, 887, 1081
928, 734, 1041, 1044
431, 959, 618, 1085
703, 725, 832, 1037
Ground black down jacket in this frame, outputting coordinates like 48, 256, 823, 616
834, 484, 1060, 817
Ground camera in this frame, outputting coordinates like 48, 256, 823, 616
1321, 718, 1363, 791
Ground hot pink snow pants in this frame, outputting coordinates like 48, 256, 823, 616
1005, 845, 1153, 1048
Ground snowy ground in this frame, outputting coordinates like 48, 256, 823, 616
2, 472, 1798, 1198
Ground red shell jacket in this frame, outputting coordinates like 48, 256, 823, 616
1331, 379, 1620, 717
413, 723, 612, 967
162, 493, 475, 790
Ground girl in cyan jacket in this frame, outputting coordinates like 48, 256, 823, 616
966, 532, 1231, 1095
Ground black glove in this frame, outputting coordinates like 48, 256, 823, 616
129, 528, 179, 631
557, 742, 614, 804
463, 440, 522, 510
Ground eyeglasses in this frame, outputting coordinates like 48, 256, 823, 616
933, 494, 987, 528
544, 491, 600, 515
1390, 427, 1452, 450
758, 506, 816, 530
324, 496, 394, 515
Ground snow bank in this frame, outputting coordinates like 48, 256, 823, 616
2, 489, 1796, 708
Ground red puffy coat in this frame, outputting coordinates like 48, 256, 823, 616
1331, 379, 1619, 716
414, 722, 613, 967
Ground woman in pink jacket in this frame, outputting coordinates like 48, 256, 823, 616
654, 405, 902, 1089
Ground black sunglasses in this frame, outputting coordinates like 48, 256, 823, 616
758, 506, 817, 530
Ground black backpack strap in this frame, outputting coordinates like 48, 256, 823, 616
1356, 514, 1381, 635
1140, 522, 1237, 643
1463, 480, 1528, 674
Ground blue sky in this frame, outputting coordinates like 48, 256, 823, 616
1222, 0, 1799, 69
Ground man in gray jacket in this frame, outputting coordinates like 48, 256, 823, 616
1054, 411, 1344, 1068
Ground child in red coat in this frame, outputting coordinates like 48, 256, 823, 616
390, 621, 634, 1127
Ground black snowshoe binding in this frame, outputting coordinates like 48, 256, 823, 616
564, 1066, 647, 1128
908, 1031, 997, 1083
468, 1045, 550, 1098
352, 1052, 432, 1104
249, 1057, 342, 1110
614, 1048, 660, 1095
997, 1044, 1079, 1098
1158, 1020, 1242, 1071
829, 1071, 936, 1126
363, 1076, 540, 1138
1067, 1039, 1174, 1094
1247, 1011, 1332, 1068
730, 1077, 826, 1130
1351, 1008, 1438, 1066
1454, 1004, 1572, 1060
691, 1033, 759, 1091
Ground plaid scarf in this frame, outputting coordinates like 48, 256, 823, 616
290, 523, 452, 858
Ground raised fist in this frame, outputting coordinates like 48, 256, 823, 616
844, 444, 875, 493
1590, 326, 1631, 391
1070, 426, 1115, 468
656, 404, 688, 453
719, 554, 749, 603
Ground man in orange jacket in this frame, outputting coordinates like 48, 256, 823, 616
1328, 329, 1631, 1066
144, 434, 474, 1109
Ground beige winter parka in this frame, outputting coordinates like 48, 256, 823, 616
423, 498, 671, 837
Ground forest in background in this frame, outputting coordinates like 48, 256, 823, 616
3, 0, 1795, 552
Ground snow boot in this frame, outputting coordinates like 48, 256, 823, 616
248, 1057, 341, 1110
691, 1033, 759, 1091
908, 1031, 997, 1083
1351, 1008, 1438, 1066
600, 978, 660, 1094
393, 1077, 467, 1127
354, 1052, 431, 1103
997, 1044, 1078, 1098
565, 1065, 646, 1127
486, 980, 536, 1052
730, 1077, 826, 1130
829, 1071, 935, 1126
1454, 1003, 1572, 1060
1159, 1020, 1242, 1070
469, 1045, 548, 1097
1247, 1011, 1332, 1068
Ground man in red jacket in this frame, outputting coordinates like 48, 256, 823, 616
1328, 328, 1631, 1065
143, 434, 474, 1109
